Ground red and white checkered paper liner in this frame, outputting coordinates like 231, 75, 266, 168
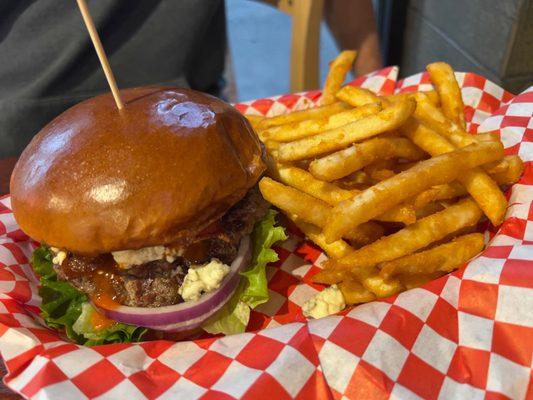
0, 68, 531, 399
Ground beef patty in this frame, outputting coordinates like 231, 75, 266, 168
55, 187, 269, 307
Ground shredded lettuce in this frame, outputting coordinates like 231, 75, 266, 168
32, 246, 146, 345
203, 209, 287, 335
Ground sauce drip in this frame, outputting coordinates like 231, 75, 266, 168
181, 241, 210, 264
91, 307, 115, 330
91, 270, 122, 310
61, 254, 122, 310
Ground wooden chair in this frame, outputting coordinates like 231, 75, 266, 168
260, 0, 324, 92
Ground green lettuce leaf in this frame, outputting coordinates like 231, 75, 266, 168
32, 246, 146, 345
32, 245, 55, 279
202, 209, 287, 335
39, 278, 88, 342
73, 303, 147, 346
241, 209, 287, 308
202, 282, 250, 335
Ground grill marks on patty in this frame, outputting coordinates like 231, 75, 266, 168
55, 187, 269, 307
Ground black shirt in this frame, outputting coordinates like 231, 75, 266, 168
0, 0, 226, 157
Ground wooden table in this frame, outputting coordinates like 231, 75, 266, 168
0, 158, 22, 398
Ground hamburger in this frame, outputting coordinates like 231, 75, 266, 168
10, 87, 286, 344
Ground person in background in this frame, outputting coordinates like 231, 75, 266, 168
324, 0, 383, 75
0, 0, 227, 159
0, 0, 381, 159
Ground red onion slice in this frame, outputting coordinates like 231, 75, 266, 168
95, 236, 251, 332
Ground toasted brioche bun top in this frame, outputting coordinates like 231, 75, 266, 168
10, 87, 265, 255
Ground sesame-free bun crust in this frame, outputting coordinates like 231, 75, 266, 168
10, 87, 265, 255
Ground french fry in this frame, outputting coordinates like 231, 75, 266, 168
345, 222, 385, 246
319, 267, 397, 300
485, 155, 521, 175
400, 117, 456, 154
485, 156, 511, 174
260, 177, 386, 243
381, 130, 402, 138
365, 158, 395, 170
426, 62, 466, 128
424, 90, 441, 108
312, 166, 416, 225
399, 272, 446, 289
363, 159, 397, 181
379, 233, 485, 279
324, 141, 504, 243
336, 86, 388, 107
413, 157, 520, 211
491, 155, 524, 185
245, 114, 264, 129
257, 102, 350, 130
309, 137, 426, 181
335, 198, 483, 276
277, 165, 414, 224
414, 99, 474, 147
339, 170, 374, 188
278, 99, 414, 162
386, 90, 440, 107
392, 161, 417, 173
259, 177, 330, 227
413, 101, 516, 180
362, 273, 403, 298
338, 279, 376, 304
430, 224, 478, 247
322, 50, 358, 105
413, 182, 467, 209
379, 204, 417, 225
414, 201, 445, 219
311, 267, 351, 285
366, 167, 395, 182
476, 132, 500, 143
262, 103, 380, 142
449, 169, 508, 226
411, 94, 499, 148
288, 216, 354, 259
264, 140, 280, 152
277, 166, 357, 206
401, 119, 508, 226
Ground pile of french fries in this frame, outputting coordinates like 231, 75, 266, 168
250, 51, 524, 305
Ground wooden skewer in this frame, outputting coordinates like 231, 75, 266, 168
76, 0, 124, 110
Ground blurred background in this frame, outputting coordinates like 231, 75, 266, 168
227, 0, 533, 101
227, 0, 339, 101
